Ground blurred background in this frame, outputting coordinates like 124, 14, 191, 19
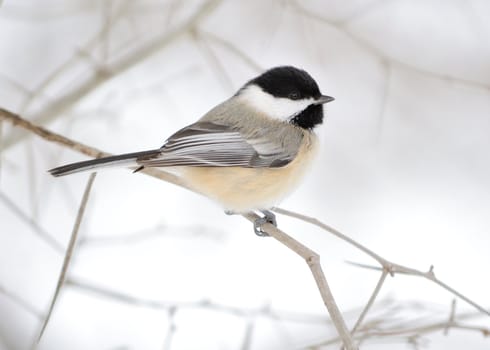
0, 0, 489, 349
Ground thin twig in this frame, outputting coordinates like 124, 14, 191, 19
16, 1, 130, 117
290, 0, 490, 91
66, 277, 330, 325
333, 0, 388, 25
351, 270, 388, 334
0, 108, 188, 189
360, 320, 490, 338
353, 262, 490, 317
403, 265, 490, 317
199, 31, 263, 72
78, 223, 224, 246
272, 207, 387, 265
191, 29, 236, 93
100, 0, 113, 63
308, 310, 490, 348
0, 284, 43, 319
273, 207, 490, 318
162, 307, 178, 350
3, 0, 223, 149
444, 299, 457, 335
242, 212, 357, 350
0, 191, 64, 253
37, 173, 97, 343
240, 317, 256, 350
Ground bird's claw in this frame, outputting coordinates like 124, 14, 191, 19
253, 210, 277, 237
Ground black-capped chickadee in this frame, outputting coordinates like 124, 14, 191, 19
49, 66, 334, 235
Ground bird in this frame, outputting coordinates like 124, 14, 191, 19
49, 66, 334, 235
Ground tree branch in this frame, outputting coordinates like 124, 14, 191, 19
0, 108, 188, 189
351, 270, 388, 335
3, 0, 223, 149
0, 283, 42, 319
66, 277, 330, 324
242, 213, 357, 349
290, 0, 490, 91
272, 207, 490, 319
37, 172, 96, 343
0, 191, 64, 253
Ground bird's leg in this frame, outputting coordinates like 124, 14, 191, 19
253, 210, 277, 237
225, 209, 276, 236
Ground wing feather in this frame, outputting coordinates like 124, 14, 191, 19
137, 121, 297, 168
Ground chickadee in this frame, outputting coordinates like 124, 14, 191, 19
49, 66, 334, 235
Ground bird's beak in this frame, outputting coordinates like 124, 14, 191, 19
315, 95, 335, 105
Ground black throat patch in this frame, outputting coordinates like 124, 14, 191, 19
289, 104, 324, 130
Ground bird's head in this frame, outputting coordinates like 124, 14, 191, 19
238, 66, 334, 129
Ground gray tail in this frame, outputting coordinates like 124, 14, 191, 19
48, 149, 161, 177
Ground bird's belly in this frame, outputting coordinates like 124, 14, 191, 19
179, 135, 318, 212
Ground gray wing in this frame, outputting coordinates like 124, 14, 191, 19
136, 121, 297, 168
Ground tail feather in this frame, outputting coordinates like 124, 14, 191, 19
48, 149, 161, 177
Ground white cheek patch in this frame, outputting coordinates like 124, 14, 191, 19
239, 85, 313, 120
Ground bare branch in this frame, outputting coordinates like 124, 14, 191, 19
360, 320, 490, 339
334, 0, 388, 25
444, 299, 457, 335
78, 223, 225, 246
242, 212, 357, 350
66, 277, 329, 325
15, 1, 131, 118
162, 307, 177, 350
308, 308, 490, 348
351, 270, 388, 334
0, 191, 64, 253
290, 0, 490, 91
273, 207, 490, 318
37, 172, 96, 343
395, 265, 490, 317
199, 31, 263, 73
272, 207, 387, 266
0, 108, 188, 189
0, 284, 42, 319
240, 317, 256, 350
3, 0, 223, 149
191, 29, 236, 93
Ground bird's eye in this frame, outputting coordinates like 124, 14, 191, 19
288, 92, 301, 100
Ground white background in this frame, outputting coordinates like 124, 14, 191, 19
0, 0, 489, 349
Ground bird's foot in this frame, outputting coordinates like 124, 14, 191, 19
253, 210, 277, 237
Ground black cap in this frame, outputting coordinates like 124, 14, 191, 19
247, 66, 322, 101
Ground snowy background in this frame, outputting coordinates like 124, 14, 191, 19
0, 0, 489, 349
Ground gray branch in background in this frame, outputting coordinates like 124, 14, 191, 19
0, 283, 42, 320
272, 206, 490, 336
0, 191, 64, 254
65, 277, 330, 325
3, 0, 223, 150
291, 0, 490, 91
